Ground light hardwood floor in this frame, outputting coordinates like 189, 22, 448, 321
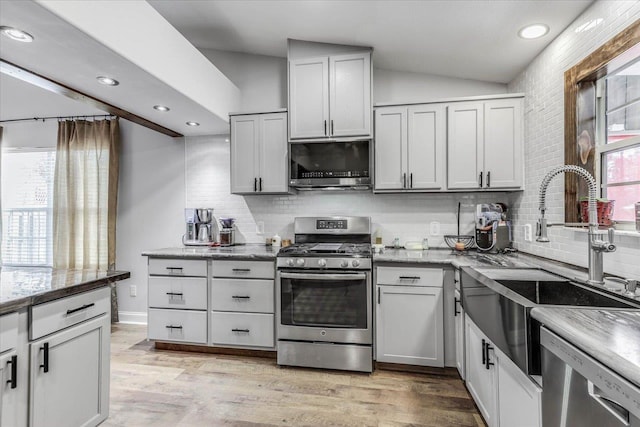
105, 324, 485, 427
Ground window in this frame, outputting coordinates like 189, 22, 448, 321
596, 58, 640, 227
1, 149, 56, 266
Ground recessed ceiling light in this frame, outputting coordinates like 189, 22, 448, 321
186, 121, 200, 127
0, 26, 34, 42
518, 24, 549, 39
96, 76, 119, 86
153, 105, 170, 112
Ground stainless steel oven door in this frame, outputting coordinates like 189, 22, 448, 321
276, 270, 372, 345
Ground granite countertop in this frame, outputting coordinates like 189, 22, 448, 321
531, 308, 640, 388
0, 267, 130, 315
142, 244, 278, 261
374, 248, 533, 269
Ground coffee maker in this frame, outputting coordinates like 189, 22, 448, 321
183, 208, 216, 246
475, 203, 512, 252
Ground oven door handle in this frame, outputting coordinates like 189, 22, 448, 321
279, 272, 367, 281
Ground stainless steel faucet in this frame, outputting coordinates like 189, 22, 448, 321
536, 165, 616, 286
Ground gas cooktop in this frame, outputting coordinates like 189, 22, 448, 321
277, 243, 371, 257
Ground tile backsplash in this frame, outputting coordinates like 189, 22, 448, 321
185, 135, 514, 248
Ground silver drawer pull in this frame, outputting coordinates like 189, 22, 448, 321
166, 267, 183, 272
231, 328, 250, 333
165, 325, 183, 330
399, 276, 421, 280
66, 303, 95, 315
232, 268, 251, 272
231, 295, 251, 299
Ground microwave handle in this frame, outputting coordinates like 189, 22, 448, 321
279, 272, 366, 281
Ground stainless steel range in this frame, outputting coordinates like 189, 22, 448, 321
276, 216, 372, 372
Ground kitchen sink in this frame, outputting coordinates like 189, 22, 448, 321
461, 266, 640, 376
495, 279, 635, 308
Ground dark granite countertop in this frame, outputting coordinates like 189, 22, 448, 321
0, 267, 130, 315
142, 244, 278, 261
531, 308, 640, 388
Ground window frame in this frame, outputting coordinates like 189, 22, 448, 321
564, 19, 640, 227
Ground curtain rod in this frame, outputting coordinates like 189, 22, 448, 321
0, 114, 116, 124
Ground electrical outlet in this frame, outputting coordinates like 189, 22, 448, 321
429, 221, 440, 236
256, 221, 264, 234
129, 285, 137, 297
524, 224, 533, 242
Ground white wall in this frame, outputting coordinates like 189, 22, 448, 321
508, 0, 640, 280
0, 121, 58, 149
115, 120, 185, 323
201, 48, 507, 110
373, 68, 506, 104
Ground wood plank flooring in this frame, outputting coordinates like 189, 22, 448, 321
105, 324, 486, 427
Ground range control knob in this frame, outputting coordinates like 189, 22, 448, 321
296, 258, 306, 267
286, 259, 294, 267
340, 260, 349, 268
352, 259, 360, 268
318, 259, 327, 268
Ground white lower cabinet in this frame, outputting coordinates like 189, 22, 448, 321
211, 260, 275, 349
210, 312, 274, 348
0, 349, 21, 426
465, 316, 541, 427
375, 267, 444, 367
29, 312, 110, 427
148, 309, 208, 344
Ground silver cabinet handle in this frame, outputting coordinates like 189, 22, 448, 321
487, 171, 491, 188
331, 120, 334, 135
479, 171, 483, 187
231, 328, 250, 333
280, 272, 366, 281
231, 295, 251, 299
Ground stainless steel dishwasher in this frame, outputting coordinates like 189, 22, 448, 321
541, 327, 640, 426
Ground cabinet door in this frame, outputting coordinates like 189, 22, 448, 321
465, 316, 497, 427
454, 289, 465, 380
447, 102, 484, 189
329, 52, 371, 137
258, 112, 288, 193
231, 115, 259, 194
374, 107, 406, 190
484, 98, 523, 189
376, 285, 444, 367
29, 314, 110, 427
407, 104, 446, 190
497, 350, 542, 427
1, 350, 21, 427
289, 57, 329, 139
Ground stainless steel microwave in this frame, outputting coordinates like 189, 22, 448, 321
289, 139, 372, 190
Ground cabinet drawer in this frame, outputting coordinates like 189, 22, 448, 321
376, 266, 443, 287
210, 312, 274, 348
211, 279, 274, 313
148, 308, 207, 344
30, 287, 110, 340
148, 277, 207, 310
0, 311, 19, 353
148, 258, 207, 277
211, 260, 274, 279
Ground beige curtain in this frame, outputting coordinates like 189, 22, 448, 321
53, 119, 120, 270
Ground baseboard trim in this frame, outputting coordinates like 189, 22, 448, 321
118, 311, 147, 325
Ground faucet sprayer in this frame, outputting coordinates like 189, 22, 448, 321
536, 165, 615, 286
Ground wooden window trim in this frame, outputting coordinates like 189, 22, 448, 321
564, 19, 640, 223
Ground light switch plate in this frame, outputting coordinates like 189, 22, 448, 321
129, 285, 137, 297
256, 221, 264, 234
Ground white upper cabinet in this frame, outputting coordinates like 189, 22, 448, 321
231, 112, 288, 194
375, 103, 445, 191
289, 52, 371, 140
447, 97, 523, 190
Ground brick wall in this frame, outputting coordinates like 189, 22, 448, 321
508, 0, 640, 279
